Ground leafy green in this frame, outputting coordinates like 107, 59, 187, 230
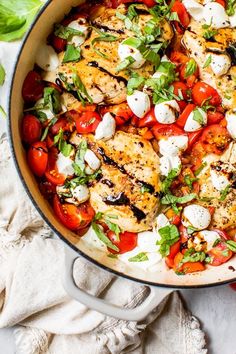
194, 162, 207, 176
226, 240, 236, 252
193, 108, 205, 126
93, 212, 121, 240
161, 193, 197, 205
54, 24, 84, 40
127, 72, 145, 95
161, 168, 180, 194
187, 226, 198, 235
219, 185, 231, 201
184, 59, 197, 78
65, 170, 101, 188
226, 0, 236, 15
202, 23, 218, 40
157, 224, 180, 257
128, 252, 149, 262
184, 175, 198, 190
62, 44, 81, 63
72, 72, 93, 105
43, 87, 61, 114
180, 248, 206, 264
40, 117, 57, 141
0, 105, 6, 118
140, 185, 151, 194
203, 55, 212, 68
0, 63, 5, 85
0, 0, 42, 41
54, 128, 73, 157
35, 110, 48, 123
91, 27, 118, 59
116, 56, 135, 72
92, 222, 119, 252
74, 140, 87, 172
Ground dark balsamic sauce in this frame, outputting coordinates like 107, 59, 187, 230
91, 22, 124, 34
103, 192, 129, 205
88, 61, 127, 85
101, 179, 114, 188
130, 205, 146, 221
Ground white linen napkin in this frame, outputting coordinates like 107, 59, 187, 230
0, 41, 207, 354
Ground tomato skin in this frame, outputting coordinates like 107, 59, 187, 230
207, 111, 224, 125
22, 114, 42, 145
39, 180, 56, 200
107, 230, 138, 254
165, 241, 181, 269
215, 0, 225, 7
208, 242, 233, 266
192, 82, 222, 107
179, 224, 188, 244
138, 107, 156, 128
22, 71, 44, 103
75, 111, 101, 134
53, 195, 95, 231
187, 130, 203, 149
51, 34, 67, 53
200, 124, 231, 155
176, 104, 196, 129
101, 103, 133, 126
213, 229, 230, 241
27, 141, 48, 177
45, 148, 66, 186
50, 117, 72, 136
229, 283, 236, 291
171, 1, 190, 29
152, 123, 185, 141
173, 252, 205, 273
170, 51, 189, 65
172, 81, 189, 111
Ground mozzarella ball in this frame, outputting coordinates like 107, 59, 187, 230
35, 98, 55, 120
156, 213, 170, 229
137, 231, 159, 252
184, 108, 207, 132
127, 90, 150, 118
159, 135, 188, 156
67, 19, 88, 47
160, 155, 181, 177
203, 2, 230, 29
182, 0, 204, 21
182, 204, 211, 230
229, 12, 236, 27
35, 44, 59, 72
71, 185, 90, 204
209, 53, 231, 77
226, 111, 236, 139
199, 230, 220, 251
154, 100, 180, 124
95, 112, 116, 141
118, 42, 145, 69
84, 149, 101, 171
56, 153, 74, 176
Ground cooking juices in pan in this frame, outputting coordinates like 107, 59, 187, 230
21, 0, 236, 274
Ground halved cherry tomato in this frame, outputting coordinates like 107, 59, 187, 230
208, 241, 233, 266
171, 1, 190, 31
22, 71, 44, 103
207, 110, 224, 125
165, 241, 181, 268
176, 104, 196, 129
22, 114, 42, 145
229, 283, 236, 291
140, 129, 154, 140
172, 81, 189, 111
51, 34, 67, 53
215, 0, 225, 7
27, 141, 48, 177
101, 103, 133, 126
165, 208, 181, 226
170, 51, 189, 65
179, 62, 199, 85
200, 124, 231, 155
138, 107, 156, 128
173, 252, 205, 273
53, 195, 95, 231
45, 148, 66, 185
107, 230, 138, 254
152, 123, 185, 141
192, 82, 222, 107
39, 179, 56, 200
50, 117, 72, 136
187, 130, 203, 149
212, 229, 230, 241
76, 111, 101, 134
45, 134, 54, 149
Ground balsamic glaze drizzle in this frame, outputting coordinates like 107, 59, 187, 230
88, 61, 128, 85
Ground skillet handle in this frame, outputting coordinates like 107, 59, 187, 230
63, 245, 173, 321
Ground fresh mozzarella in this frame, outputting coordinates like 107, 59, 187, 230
203, 2, 230, 29
137, 231, 159, 252
119, 247, 162, 271
160, 155, 181, 177
95, 112, 116, 141
226, 111, 236, 139
82, 226, 107, 251
84, 149, 101, 171
209, 53, 231, 77
159, 135, 188, 156
71, 185, 90, 203
56, 153, 74, 176
182, 204, 211, 230
210, 168, 230, 191
35, 98, 55, 120
154, 100, 180, 124
35, 44, 59, 72
118, 42, 145, 69
67, 19, 88, 47
182, 0, 204, 21
229, 12, 236, 27
127, 90, 150, 118
184, 108, 207, 132
199, 230, 220, 251
152, 56, 172, 79
156, 213, 170, 229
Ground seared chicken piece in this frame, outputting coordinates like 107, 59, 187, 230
197, 143, 236, 230
57, 5, 173, 105
182, 20, 236, 110
70, 131, 161, 232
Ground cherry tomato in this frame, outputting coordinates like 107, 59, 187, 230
22, 71, 44, 103
173, 252, 205, 273
139, 107, 156, 128
172, 81, 189, 111
53, 195, 95, 231
76, 111, 101, 134
152, 123, 185, 141
170, 51, 189, 65
165, 241, 181, 269
171, 1, 190, 30
107, 230, 138, 254
45, 148, 66, 185
208, 241, 233, 266
50, 117, 72, 136
101, 103, 133, 126
192, 82, 222, 107
165, 208, 181, 226
200, 124, 231, 155
39, 180, 56, 200
215, 0, 225, 7
22, 114, 42, 145
207, 110, 225, 125
179, 62, 199, 83
45, 134, 55, 149
213, 229, 231, 241
187, 130, 203, 149
51, 34, 67, 53
176, 104, 196, 129
27, 141, 48, 177
179, 224, 188, 244
229, 283, 236, 291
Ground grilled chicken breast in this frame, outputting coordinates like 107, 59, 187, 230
57, 5, 173, 105
197, 143, 236, 230
183, 20, 236, 110
70, 130, 161, 232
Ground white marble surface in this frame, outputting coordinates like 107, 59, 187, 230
0, 285, 235, 353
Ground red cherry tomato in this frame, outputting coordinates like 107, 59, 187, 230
176, 104, 196, 129
22, 71, 44, 103
51, 34, 67, 53
172, 81, 189, 111
152, 123, 186, 141
187, 130, 203, 149
53, 195, 95, 231
107, 230, 138, 254
207, 110, 225, 125
50, 117, 72, 136
192, 82, 222, 107
200, 124, 231, 155
27, 141, 48, 177
45, 148, 66, 186
138, 107, 156, 128
179, 224, 188, 244
165, 240, 181, 269
208, 241, 233, 266
213, 229, 231, 241
76, 111, 101, 134
229, 283, 236, 291
171, 1, 190, 29
39, 180, 56, 200
22, 114, 42, 145
101, 103, 133, 126
215, 0, 225, 7
170, 51, 189, 65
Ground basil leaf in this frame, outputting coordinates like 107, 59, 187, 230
157, 224, 180, 257
65, 169, 101, 187
54, 23, 84, 40
161, 193, 197, 205
194, 162, 207, 176
226, 240, 236, 252
203, 55, 212, 68
226, 0, 236, 16
116, 56, 135, 72
184, 59, 197, 78
187, 226, 198, 235
43, 87, 61, 114
161, 168, 180, 193
142, 48, 160, 68
92, 222, 119, 252
91, 28, 118, 59
127, 72, 145, 95
35, 111, 48, 123
0, 63, 5, 85
184, 175, 198, 190
40, 117, 57, 141
62, 44, 81, 63
122, 37, 142, 48
0, 0, 42, 42
193, 108, 205, 126
128, 252, 149, 262
54, 128, 73, 157
219, 185, 231, 201
104, 217, 121, 240
181, 248, 206, 264
74, 140, 87, 172
140, 185, 151, 194
202, 24, 218, 40
72, 72, 93, 104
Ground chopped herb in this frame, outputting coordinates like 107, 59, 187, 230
72, 72, 93, 105
187, 226, 198, 235
128, 252, 149, 262
62, 44, 81, 63
184, 174, 198, 190
226, 240, 236, 252
43, 87, 62, 114
193, 108, 205, 126
219, 185, 231, 201
91, 27, 118, 59
181, 248, 206, 264
93, 212, 121, 240
184, 59, 197, 78
107, 253, 118, 259
161, 168, 180, 193
0, 63, 5, 85
202, 23, 218, 40
122, 37, 142, 48
203, 55, 212, 68
54, 128, 73, 157
54, 23, 84, 40
127, 72, 145, 95
40, 117, 57, 141
92, 222, 119, 252
213, 238, 221, 247
157, 224, 180, 257
65, 169, 101, 187
169, 11, 180, 22
73, 140, 87, 173
194, 162, 207, 176
175, 271, 185, 276
140, 185, 151, 194
161, 193, 197, 208
222, 249, 230, 257
35, 111, 48, 123
205, 256, 212, 263
226, 0, 236, 16
115, 56, 135, 72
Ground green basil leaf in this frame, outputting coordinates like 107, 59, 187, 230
184, 58, 197, 78
104, 217, 121, 240
203, 55, 212, 68
194, 162, 207, 176
192, 108, 205, 126
181, 248, 206, 264
226, 240, 236, 252
187, 226, 198, 235
127, 72, 145, 95
62, 44, 81, 63
184, 174, 198, 190
35, 111, 48, 123
161, 193, 197, 205
54, 23, 84, 40
92, 222, 119, 252
74, 139, 87, 172
157, 224, 180, 257
0, 63, 5, 85
43, 87, 61, 114
161, 168, 180, 193
219, 185, 231, 201
115, 56, 135, 72
72, 72, 93, 104
128, 252, 149, 262
54, 128, 73, 157
122, 37, 142, 48
91, 28, 118, 59
226, 0, 236, 16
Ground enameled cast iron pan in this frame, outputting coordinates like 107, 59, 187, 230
8, 0, 236, 321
